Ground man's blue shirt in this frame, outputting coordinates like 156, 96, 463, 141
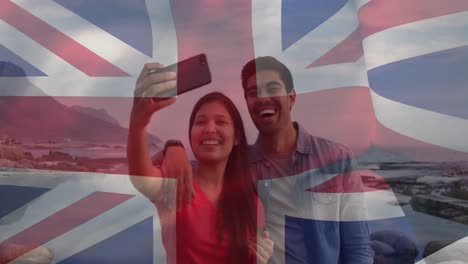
249, 122, 374, 264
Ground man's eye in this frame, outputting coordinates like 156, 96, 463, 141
267, 87, 280, 94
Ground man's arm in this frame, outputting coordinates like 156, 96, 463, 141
152, 144, 195, 208
339, 152, 374, 263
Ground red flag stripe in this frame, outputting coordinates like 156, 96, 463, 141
308, 30, 364, 68
0, 192, 133, 263
0, 0, 129, 77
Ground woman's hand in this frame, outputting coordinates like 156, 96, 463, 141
130, 63, 177, 129
249, 230, 275, 264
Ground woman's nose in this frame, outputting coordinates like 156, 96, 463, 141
204, 120, 217, 133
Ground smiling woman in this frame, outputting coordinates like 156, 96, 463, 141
189, 100, 237, 164
127, 61, 273, 264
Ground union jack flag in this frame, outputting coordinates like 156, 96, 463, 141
1, 0, 468, 263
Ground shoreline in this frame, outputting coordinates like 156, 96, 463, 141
0, 144, 131, 174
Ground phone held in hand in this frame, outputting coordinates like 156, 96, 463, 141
150, 53, 212, 97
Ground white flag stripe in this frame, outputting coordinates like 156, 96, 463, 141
11, 0, 150, 76
363, 11, 468, 70
371, 90, 468, 153
260, 169, 403, 222
0, 183, 94, 242
293, 190, 404, 222
0, 20, 84, 78
358, 190, 405, 220
0, 170, 66, 189
145, 0, 178, 65
40, 195, 156, 263
0, 170, 145, 194
252, 0, 282, 56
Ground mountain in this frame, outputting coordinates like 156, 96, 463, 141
0, 62, 161, 145
70, 105, 121, 126
356, 144, 412, 164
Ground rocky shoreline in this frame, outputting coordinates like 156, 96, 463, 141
0, 144, 128, 174
361, 161, 468, 226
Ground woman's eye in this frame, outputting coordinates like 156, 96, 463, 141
194, 120, 206, 125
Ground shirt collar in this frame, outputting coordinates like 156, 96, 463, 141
250, 122, 312, 163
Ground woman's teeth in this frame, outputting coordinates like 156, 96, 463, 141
201, 140, 220, 145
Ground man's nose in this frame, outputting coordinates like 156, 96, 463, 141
257, 88, 273, 100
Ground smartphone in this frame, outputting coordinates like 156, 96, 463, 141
150, 53, 212, 97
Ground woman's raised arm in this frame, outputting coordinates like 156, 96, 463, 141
127, 62, 177, 202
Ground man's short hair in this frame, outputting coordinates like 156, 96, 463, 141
241, 56, 294, 94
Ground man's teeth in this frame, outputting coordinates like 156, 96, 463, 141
260, 109, 276, 117
202, 140, 220, 145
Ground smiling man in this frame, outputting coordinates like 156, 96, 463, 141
239, 56, 374, 264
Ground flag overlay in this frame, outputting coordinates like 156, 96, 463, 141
1, 0, 468, 263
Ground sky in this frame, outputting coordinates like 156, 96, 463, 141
1, 0, 467, 155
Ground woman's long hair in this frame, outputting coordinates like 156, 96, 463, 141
189, 92, 256, 263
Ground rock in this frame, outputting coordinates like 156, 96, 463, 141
0, 145, 25, 161
73, 157, 126, 172
423, 240, 468, 263
371, 230, 419, 256
410, 195, 468, 225
439, 208, 464, 218
441, 161, 468, 176
17, 159, 37, 168
24, 151, 33, 160
51, 162, 88, 172
423, 240, 455, 258
452, 215, 468, 225
0, 158, 39, 169
371, 240, 395, 255
371, 230, 419, 264
0, 158, 20, 168
39, 151, 73, 162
